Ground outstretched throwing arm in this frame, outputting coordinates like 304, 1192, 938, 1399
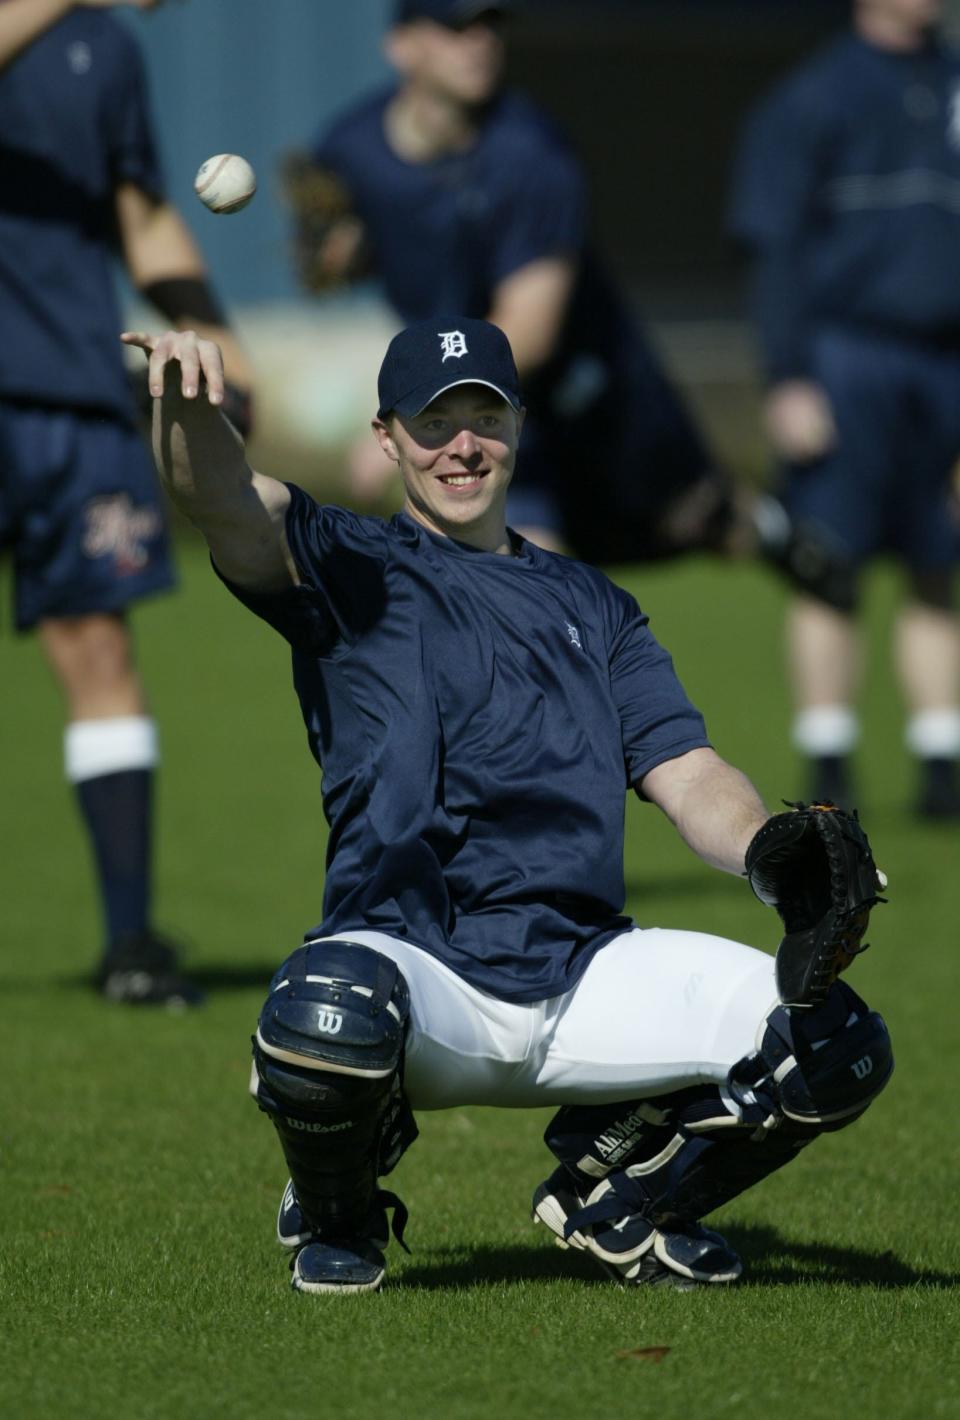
121, 329, 294, 592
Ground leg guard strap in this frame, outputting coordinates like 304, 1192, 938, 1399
561, 1129, 811, 1241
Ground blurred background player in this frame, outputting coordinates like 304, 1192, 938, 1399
0, 0, 255, 1003
283, 0, 849, 597
729, 0, 960, 817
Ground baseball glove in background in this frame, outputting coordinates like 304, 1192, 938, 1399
281, 154, 370, 293
745, 802, 887, 1007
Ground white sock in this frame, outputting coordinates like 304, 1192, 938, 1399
792, 705, 859, 758
64, 716, 159, 784
905, 709, 960, 760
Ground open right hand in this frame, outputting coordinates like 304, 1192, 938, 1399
121, 328, 225, 407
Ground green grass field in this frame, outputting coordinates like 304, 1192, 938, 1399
3, 537, 958, 1420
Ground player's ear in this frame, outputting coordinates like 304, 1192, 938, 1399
372, 417, 400, 463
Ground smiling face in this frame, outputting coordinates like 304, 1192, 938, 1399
373, 384, 523, 551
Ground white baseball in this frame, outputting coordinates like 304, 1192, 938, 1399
194, 154, 257, 214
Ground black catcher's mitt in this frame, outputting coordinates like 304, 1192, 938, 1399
745, 802, 887, 1007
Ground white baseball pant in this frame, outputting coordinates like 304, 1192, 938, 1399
313, 927, 777, 1110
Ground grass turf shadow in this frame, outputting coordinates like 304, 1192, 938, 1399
49, 962, 278, 996
394, 1227, 960, 1291
727, 1222, 960, 1289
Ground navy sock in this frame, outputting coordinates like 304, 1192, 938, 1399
809, 755, 851, 807
74, 768, 153, 948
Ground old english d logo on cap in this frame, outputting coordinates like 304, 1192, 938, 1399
439, 331, 468, 361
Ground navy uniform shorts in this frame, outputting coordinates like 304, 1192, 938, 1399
0, 399, 175, 632
782, 326, 960, 573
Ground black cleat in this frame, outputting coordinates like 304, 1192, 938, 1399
917, 758, 960, 820
291, 1238, 387, 1295
279, 1181, 408, 1295
532, 1166, 741, 1288
96, 932, 205, 1008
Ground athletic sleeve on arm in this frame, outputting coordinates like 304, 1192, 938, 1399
488, 147, 587, 286
606, 589, 710, 786
104, 31, 164, 198
214, 485, 388, 655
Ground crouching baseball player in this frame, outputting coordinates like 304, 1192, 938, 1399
126, 317, 892, 1294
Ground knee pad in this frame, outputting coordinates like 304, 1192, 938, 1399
258, 939, 409, 1076
251, 940, 417, 1237
765, 518, 860, 613
733, 979, 894, 1132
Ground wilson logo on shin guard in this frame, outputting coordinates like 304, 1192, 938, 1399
285, 1117, 353, 1133
851, 1055, 874, 1080
316, 1010, 343, 1035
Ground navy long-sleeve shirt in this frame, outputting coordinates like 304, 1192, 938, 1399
729, 32, 960, 381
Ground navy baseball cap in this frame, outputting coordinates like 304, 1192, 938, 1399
393, 0, 509, 26
377, 318, 523, 419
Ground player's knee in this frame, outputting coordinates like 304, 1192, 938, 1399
40, 611, 141, 708
734, 980, 894, 1136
